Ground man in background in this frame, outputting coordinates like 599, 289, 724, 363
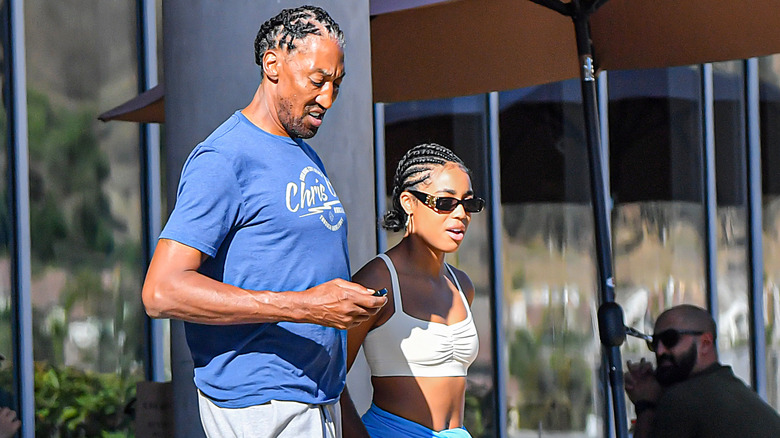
624, 304, 780, 438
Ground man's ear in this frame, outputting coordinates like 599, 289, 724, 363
262, 50, 281, 82
699, 332, 716, 355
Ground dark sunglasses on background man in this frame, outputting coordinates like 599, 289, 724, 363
407, 190, 485, 213
625, 326, 704, 352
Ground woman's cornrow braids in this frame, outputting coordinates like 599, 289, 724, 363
381, 143, 468, 232
254, 5, 344, 77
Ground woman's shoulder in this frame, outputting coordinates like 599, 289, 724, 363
446, 263, 476, 302
445, 263, 472, 285
352, 254, 393, 290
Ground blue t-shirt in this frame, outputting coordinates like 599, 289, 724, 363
160, 111, 350, 408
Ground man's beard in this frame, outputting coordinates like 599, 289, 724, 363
655, 342, 697, 386
278, 98, 317, 139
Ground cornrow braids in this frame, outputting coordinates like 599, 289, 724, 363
382, 143, 470, 232
254, 5, 345, 78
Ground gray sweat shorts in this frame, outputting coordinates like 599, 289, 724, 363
198, 391, 342, 438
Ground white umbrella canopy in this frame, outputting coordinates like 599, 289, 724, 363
371, 0, 780, 102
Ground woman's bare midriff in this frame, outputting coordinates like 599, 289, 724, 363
371, 375, 467, 431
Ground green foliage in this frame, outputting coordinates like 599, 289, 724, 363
34, 362, 136, 437
464, 379, 494, 437
0, 366, 14, 408
511, 268, 526, 290
464, 391, 486, 436
508, 316, 594, 431
25, 88, 115, 266
0, 87, 143, 436
19, 88, 146, 372
0, 305, 11, 367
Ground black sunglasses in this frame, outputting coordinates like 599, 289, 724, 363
625, 326, 704, 352
407, 190, 485, 213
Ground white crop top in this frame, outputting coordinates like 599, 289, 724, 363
362, 254, 479, 377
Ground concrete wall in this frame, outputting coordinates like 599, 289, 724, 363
162, 1, 375, 435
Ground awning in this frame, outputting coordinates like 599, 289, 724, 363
97, 84, 164, 123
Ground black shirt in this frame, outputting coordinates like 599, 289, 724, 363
651, 364, 780, 438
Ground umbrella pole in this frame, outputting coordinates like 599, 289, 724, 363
528, 2, 630, 435
571, 10, 630, 438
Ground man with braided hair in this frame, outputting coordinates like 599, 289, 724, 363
142, 5, 386, 437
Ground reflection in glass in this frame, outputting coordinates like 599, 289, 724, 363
712, 61, 751, 384
0, 0, 16, 414
614, 205, 706, 337
25, 0, 144, 434
499, 81, 603, 437
760, 54, 780, 409
609, 67, 708, 412
383, 96, 496, 437
609, 66, 707, 317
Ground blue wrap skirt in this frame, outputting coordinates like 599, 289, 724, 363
361, 403, 472, 438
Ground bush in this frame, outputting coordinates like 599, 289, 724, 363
34, 362, 136, 437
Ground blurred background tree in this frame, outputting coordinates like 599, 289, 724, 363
508, 308, 594, 431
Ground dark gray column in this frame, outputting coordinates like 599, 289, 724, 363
137, 0, 165, 384
162, 1, 374, 436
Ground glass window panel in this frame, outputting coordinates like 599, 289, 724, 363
383, 95, 497, 437
25, 0, 144, 434
609, 67, 708, 416
0, 0, 16, 414
610, 66, 707, 329
712, 61, 751, 384
609, 67, 705, 205
499, 80, 604, 437
759, 54, 780, 410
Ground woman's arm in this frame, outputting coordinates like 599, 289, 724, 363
340, 258, 393, 437
340, 385, 371, 438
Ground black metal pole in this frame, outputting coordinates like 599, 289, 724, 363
571, 9, 629, 438
527, 2, 629, 435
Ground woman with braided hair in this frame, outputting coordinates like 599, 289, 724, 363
340, 143, 484, 437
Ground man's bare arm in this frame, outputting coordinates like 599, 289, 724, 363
142, 239, 386, 329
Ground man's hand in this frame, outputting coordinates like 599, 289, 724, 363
143, 239, 386, 326
299, 278, 387, 329
624, 358, 662, 404
0, 407, 21, 438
